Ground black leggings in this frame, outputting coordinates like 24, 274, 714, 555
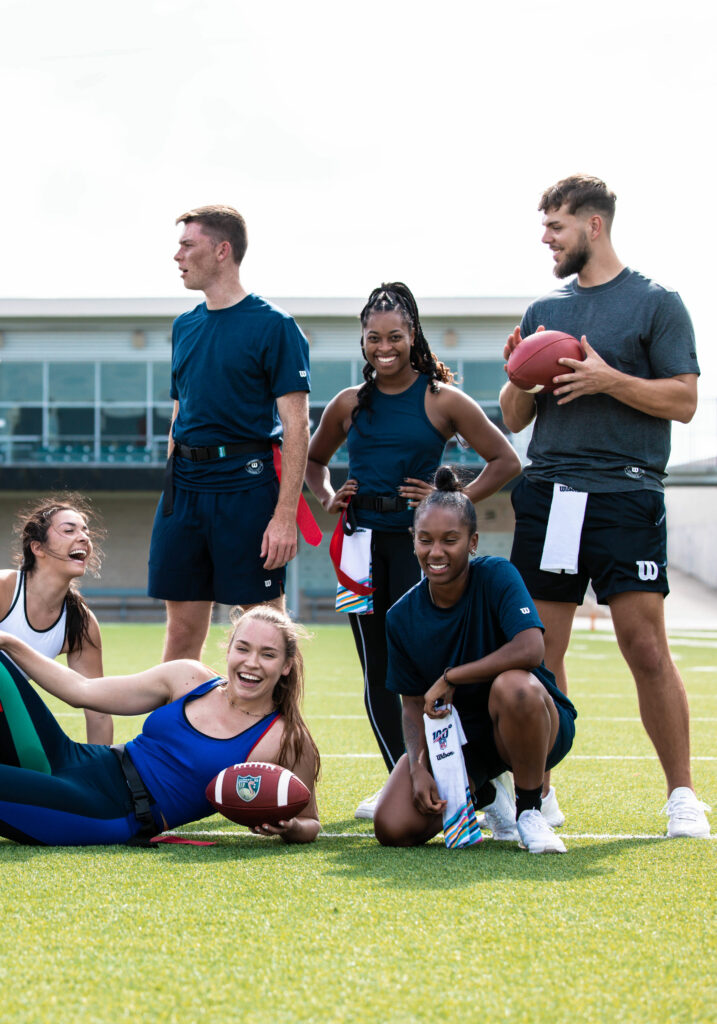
348, 530, 420, 772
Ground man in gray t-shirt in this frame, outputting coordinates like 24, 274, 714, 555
500, 174, 710, 839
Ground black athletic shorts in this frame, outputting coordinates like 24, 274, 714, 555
510, 476, 669, 605
147, 479, 284, 605
459, 683, 576, 788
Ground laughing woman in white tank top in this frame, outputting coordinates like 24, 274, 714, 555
0, 494, 111, 743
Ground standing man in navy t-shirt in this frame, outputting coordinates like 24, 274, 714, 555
148, 205, 311, 661
500, 174, 710, 839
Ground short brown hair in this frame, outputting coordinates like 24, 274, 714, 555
175, 205, 248, 265
538, 175, 617, 227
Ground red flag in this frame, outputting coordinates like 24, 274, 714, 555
329, 505, 375, 596
271, 444, 322, 546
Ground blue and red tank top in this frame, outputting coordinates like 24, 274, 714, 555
126, 678, 281, 829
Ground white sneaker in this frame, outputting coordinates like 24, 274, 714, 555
517, 809, 567, 854
540, 786, 565, 828
480, 773, 519, 841
663, 787, 711, 838
355, 788, 384, 820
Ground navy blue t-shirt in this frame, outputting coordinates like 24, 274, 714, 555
170, 294, 311, 491
386, 556, 576, 733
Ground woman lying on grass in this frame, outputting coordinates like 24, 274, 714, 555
0, 605, 320, 846
373, 466, 577, 854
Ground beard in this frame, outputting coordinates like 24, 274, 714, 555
554, 235, 591, 279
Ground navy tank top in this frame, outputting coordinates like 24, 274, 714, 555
346, 375, 447, 531
126, 678, 281, 829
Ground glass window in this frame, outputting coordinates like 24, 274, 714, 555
460, 361, 506, 401
152, 408, 173, 437
53, 407, 94, 442
152, 363, 172, 402
0, 363, 42, 402
101, 363, 147, 402
49, 363, 94, 402
101, 406, 147, 447
307, 361, 353, 402
0, 406, 42, 436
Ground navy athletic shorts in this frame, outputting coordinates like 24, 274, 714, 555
147, 479, 285, 605
459, 682, 576, 788
510, 476, 669, 605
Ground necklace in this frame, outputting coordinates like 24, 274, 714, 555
223, 685, 273, 718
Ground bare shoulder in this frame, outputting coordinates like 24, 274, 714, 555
0, 570, 18, 616
248, 714, 287, 763
164, 659, 219, 699
428, 381, 475, 407
329, 386, 360, 416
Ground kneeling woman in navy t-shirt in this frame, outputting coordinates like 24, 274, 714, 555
374, 467, 577, 854
0, 606, 320, 845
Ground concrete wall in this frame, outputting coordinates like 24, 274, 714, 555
0, 491, 166, 621
0, 488, 517, 623
666, 486, 717, 588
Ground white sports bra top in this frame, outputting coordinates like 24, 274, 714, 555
0, 570, 67, 659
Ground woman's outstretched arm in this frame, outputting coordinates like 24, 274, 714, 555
0, 631, 213, 716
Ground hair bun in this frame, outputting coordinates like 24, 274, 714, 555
433, 466, 462, 492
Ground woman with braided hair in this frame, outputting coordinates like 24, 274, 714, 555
306, 282, 520, 817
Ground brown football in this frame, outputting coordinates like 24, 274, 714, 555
206, 761, 310, 827
507, 330, 584, 392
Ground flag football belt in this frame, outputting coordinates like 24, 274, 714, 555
174, 441, 270, 463
111, 743, 160, 845
161, 442, 323, 548
162, 440, 270, 516
350, 494, 410, 513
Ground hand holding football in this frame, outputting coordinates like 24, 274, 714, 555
507, 330, 584, 393
206, 761, 310, 827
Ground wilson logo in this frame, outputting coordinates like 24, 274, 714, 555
636, 560, 659, 581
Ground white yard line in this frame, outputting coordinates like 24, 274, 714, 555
162, 828, 716, 842
319, 753, 717, 761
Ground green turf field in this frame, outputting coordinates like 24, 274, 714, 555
1, 623, 715, 1023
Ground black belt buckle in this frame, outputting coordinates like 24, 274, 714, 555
374, 496, 395, 513
188, 445, 211, 462
374, 495, 407, 513
353, 493, 407, 514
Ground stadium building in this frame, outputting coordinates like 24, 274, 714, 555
3, 295, 709, 619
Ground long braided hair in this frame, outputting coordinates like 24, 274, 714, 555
351, 282, 455, 429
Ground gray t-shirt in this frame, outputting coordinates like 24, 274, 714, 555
520, 268, 699, 492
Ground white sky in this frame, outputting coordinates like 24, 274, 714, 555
1, 0, 715, 397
